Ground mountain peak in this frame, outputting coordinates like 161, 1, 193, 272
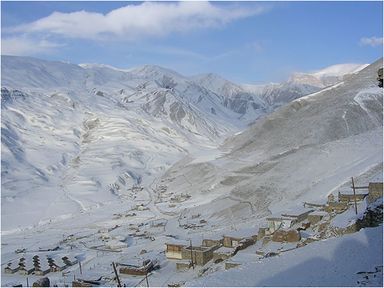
312, 63, 368, 77
128, 64, 186, 80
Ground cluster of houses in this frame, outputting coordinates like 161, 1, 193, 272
165, 181, 383, 270
261, 182, 382, 242
165, 231, 257, 270
4, 255, 79, 276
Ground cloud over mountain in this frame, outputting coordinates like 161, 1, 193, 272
6, 2, 266, 41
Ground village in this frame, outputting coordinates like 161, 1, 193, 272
2, 179, 382, 287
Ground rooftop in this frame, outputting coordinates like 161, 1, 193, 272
165, 239, 189, 247
281, 207, 314, 217
214, 247, 236, 255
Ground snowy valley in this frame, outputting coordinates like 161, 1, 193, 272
1, 55, 383, 287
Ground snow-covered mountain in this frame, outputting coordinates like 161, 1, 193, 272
1, 55, 273, 232
242, 63, 368, 108
1, 55, 382, 287
1, 55, 379, 232
154, 58, 382, 222
192, 73, 268, 122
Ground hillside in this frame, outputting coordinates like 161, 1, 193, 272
155, 59, 383, 221
1, 55, 382, 287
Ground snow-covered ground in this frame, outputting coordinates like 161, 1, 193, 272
1, 55, 383, 287
189, 226, 383, 287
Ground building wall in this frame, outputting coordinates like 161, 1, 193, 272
181, 247, 214, 265
339, 194, 366, 203
212, 252, 233, 262
166, 244, 184, 260
368, 183, 383, 204
166, 251, 182, 260
223, 237, 233, 248
267, 220, 282, 233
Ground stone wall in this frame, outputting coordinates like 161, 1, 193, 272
181, 247, 214, 266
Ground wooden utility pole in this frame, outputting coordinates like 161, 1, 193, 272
145, 272, 149, 287
190, 239, 194, 270
351, 177, 358, 215
112, 262, 122, 287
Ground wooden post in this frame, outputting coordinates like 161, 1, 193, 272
112, 262, 122, 287
145, 272, 149, 287
26, 277, 29, 287
79, 261, 82, 275
189, 239, 195, 270
352, 177, 358, 215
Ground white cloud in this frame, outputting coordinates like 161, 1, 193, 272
7, 2, 266, 41
360, 36, 383, 47
1, 36, 62, 56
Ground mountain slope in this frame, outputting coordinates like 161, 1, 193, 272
1, 56, 250, 231
0, 55, 380, 233
243, 63, 368, 108
154, 59, 383, 221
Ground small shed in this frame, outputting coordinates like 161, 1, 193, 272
165, 240, 188, 260
4, 263, 19, 274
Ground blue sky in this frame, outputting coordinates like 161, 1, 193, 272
1, 1, 383, 83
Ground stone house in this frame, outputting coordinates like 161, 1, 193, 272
4, 263, 19, 274
266, 216, 296, 233
281, 208, 314, 222
165, 240, 189, 260
47, 257, 67, 272
338, 191, 367, 203
202, 236, 223, 248
222, 231, 257, 248
34, 261, 51, 276
18, 262, 34, 275
271, 229, 301, 243
367, 182, 383, 204
180, 245, 216, 266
